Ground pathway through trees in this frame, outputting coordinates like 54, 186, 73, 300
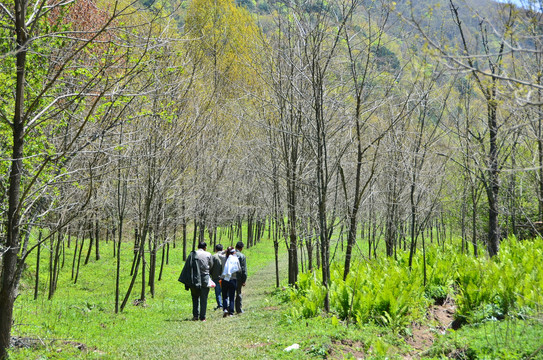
120, 255, 289, 359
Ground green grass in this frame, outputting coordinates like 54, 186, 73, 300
11, 234, 280, 359
9, 232, 411, 359
10, 231, 543, 359
427, 317, 543, 359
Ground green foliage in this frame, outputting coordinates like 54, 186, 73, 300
453, 238, 543, 325
280, 238, 543, 338
0, 11, 64, 206
371, 44, 400, 71
428, 318, 543, 359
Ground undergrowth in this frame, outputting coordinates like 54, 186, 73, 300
279, 237, 543, 339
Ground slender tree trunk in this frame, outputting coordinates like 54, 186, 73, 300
120, 239, 144, 312
149, 232, 157, 298
487, 99, 500, 257
95, 219, 100, 261
72, 232, 79, 280
48, 233, 61, 299
61, 236, 65, 269
84, 227, 94, 265
115, 218, 123, 313
74, 238, 85, 284
48, 236, 55, 299
166, 242, 170, 265
159, 243, 166, 281
192, 219, 197, 251
130, 228, 139, 276
112, 228, 116, 258
182, 205, 187, 260
306, 227, 313, 272
422, 231, 427, 286
141, 233, 147, 303
34, 232, 42, 300
539, 94, 543, 221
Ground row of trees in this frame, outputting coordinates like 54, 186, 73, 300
2, 0, 543, 357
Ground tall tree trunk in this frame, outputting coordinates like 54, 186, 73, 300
166, 242, 170, 265
149, 232, 157, 298
140, 232, 147, 303
121, 238, 144, 312
487, 99, 500, 257
182, 202, 187, 260
72, 232, 79, 280
306, 223, 313, 272
48, 235, 55, 299
192, 219, 197, 251
159, 243, 166, 281
48, 234, 61, 299
539, 94, 543, 222
130, 228, 139, 276
112, 228, 116, 258
0, 1, 27, 355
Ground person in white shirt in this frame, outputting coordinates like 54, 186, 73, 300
221, 247, 240, 317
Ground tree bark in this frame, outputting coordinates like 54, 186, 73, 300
0, 1, 27, 356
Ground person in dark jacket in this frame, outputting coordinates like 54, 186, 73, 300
210, 244, 224, 310
179, 242, 213, 321
235, 241, 247, 314
178, 251, 201, 290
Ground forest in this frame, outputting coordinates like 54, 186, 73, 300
1, 0, 543, 358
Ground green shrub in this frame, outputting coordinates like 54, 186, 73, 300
281, 237, 543, 334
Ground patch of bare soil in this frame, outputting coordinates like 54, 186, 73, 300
61, 340, 88, 351
329, 339, 365, 359
324, 299, 458, 359
405, 297, 457, 358
405, 323, 435, 353
10, 336, 45, 349
11, 336, 95, 353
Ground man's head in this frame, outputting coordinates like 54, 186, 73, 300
235, 241, 244, 251
198, 241, 207, 250
215, 244, 223, 252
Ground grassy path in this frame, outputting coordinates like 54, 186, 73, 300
12, 241, 337, 359
119, 250, 295, 359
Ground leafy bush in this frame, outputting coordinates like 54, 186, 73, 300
454, 238, 543, 324
279, 237, 543, 333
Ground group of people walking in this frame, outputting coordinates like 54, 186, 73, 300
179, 241, 247, 321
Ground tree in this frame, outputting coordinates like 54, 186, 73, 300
0, 0, 163, 356
339, 0, 398, 279
410, 0, 524, 256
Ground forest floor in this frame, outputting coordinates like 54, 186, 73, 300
12, 242, 353, 359
143, 251, 300, 359
10, 239, 543, 359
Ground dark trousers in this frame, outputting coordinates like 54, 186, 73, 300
221, 278, 237, 314
235, 282, 243, 313
213, 278, 222, 308
190, 286, 210, 320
